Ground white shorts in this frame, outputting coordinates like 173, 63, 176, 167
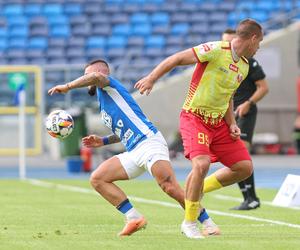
116, 132, 170, 179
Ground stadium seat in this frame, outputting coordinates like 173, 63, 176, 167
171, 13, 189, 23
24, 4, 42, 16
3, 5, 23, 16
151, 12, 169, 26
112, 24, 131, 36
9, 38, 27, 49
84, 4, 102, 15
104, 4, 122, 14
6, 49, 26, 59
127, 36, 144, 48
91, 25, 112, 36
48, 38, 66, 48
42, 4, 63, 16
152, 25, 170, 35
9, 25, 28, 38
50, 25, 70, 38
66, 47, 85, 58
131, 24, 151, 37
70, 15, 87, 26
63, 3, 82, 16
67, 37, 85, 47
166, 35, 184, 46
0, 28, 7, 39
107, 36, 127, 48
171, 23, 189, 35
110, 14, 130, 25
145, 35, 165, 48
30, 26, 49, 36
86, 48, 105, 61
7, 16, 28, 26
28, 37, 48, 49
86, 36, 106, 49
131, 13, 150, 24
72, 24, 91, 36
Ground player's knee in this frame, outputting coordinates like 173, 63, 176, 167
192, 157, 210, 178
90, 170, 105, 189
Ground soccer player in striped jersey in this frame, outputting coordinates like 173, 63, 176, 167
48, 59, 219, 237
135, 19, 263, 239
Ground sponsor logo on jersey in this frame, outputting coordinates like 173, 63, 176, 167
229, 64, 238, 72
219, 66, 229, 74
101, 111, 112, 129
237, 73, 243, 83
122, 129, 134, 144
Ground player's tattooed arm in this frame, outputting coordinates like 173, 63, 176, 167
102, 134, 121, 145
66, 72, 109, 90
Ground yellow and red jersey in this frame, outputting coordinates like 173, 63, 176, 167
183, 41, 249, 125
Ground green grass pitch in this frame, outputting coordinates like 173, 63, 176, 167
1, 179, 300, 250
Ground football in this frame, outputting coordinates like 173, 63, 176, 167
45, 110, 74, 139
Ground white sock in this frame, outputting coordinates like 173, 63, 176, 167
202, 217, 216, 227
125, 208, 142, 221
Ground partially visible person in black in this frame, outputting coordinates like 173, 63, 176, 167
222, 29, 269, 210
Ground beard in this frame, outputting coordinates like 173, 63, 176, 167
88, 86, 96, 96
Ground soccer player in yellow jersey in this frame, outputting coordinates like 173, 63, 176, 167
135, 19, 263, 239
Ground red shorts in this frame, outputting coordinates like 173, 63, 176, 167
179, 110, 251, 167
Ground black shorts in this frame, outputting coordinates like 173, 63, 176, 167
235, 105, 257, 144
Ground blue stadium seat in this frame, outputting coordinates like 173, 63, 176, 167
123, 3, 140, 14
131, 24, 151, 37
209, 12, 228, 23
256, 1, 279, 11
164, 46, 181, 57
210, 22, 228, 34
28, 37, 48, 49
9, 58, 29, 65
29, 57, 47, 65
50, 25, 70, 38
218, 2, 235, 12
64, 3, 82, 16
151, 12, 169, 26
9, 38, 27, 49
48, 57, 68, 64
26, 49, 44, 59
145, 35, 165, 48
47, 15, 68, 26
180, 2, 198, 13
24, 4, 42, 16
142, 3, 160, 13
7, 16, 28, 26
47, 47, 65, 59
86, 36, 106, 49
144, 47, 163, 58
43, 4, 63, 16
0, 28, 7, 38
237, 2, 255, 11
131, 13, 150, 24
107, 47, 126, 60
107, 36, 127, 48
3, 5, 23, 16
9, 25, 28, 38
112, 24, 131, 36
84, 4, 102, 15
249, 11, 269, 23
171, 23, 189, 35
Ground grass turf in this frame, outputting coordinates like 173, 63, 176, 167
0, 179, 300, 250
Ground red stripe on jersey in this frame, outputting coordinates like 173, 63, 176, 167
192, 48, 201, 63
185, 62, 208, 107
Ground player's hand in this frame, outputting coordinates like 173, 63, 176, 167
48, 84, 69, 95
235, 102, 250, 117
82, 135, 103, 148
134, 76, 155, 96
229, 124, 241, 140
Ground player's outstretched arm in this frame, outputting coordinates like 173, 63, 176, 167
134, 48, 197, 95
82, 134, 120, 148
48, 72, 110, 96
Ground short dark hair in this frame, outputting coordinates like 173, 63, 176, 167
84, 59, 109, 70
223, 28, 236, 35
236, 19, 263, 39
85, 59, 109, 96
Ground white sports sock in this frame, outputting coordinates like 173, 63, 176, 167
125, 208, 142, 221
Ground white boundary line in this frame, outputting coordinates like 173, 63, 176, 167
26, 179, 300, 229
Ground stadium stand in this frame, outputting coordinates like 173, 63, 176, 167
0, 0, 299, 109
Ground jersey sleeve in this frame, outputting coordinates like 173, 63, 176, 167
192, 41, 221, 63
249, 58, 266, 82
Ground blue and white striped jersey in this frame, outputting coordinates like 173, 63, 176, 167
96, 76, 158, 151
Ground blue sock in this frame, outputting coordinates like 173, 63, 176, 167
116, 199, 133, 214
198, 208, 209, 223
